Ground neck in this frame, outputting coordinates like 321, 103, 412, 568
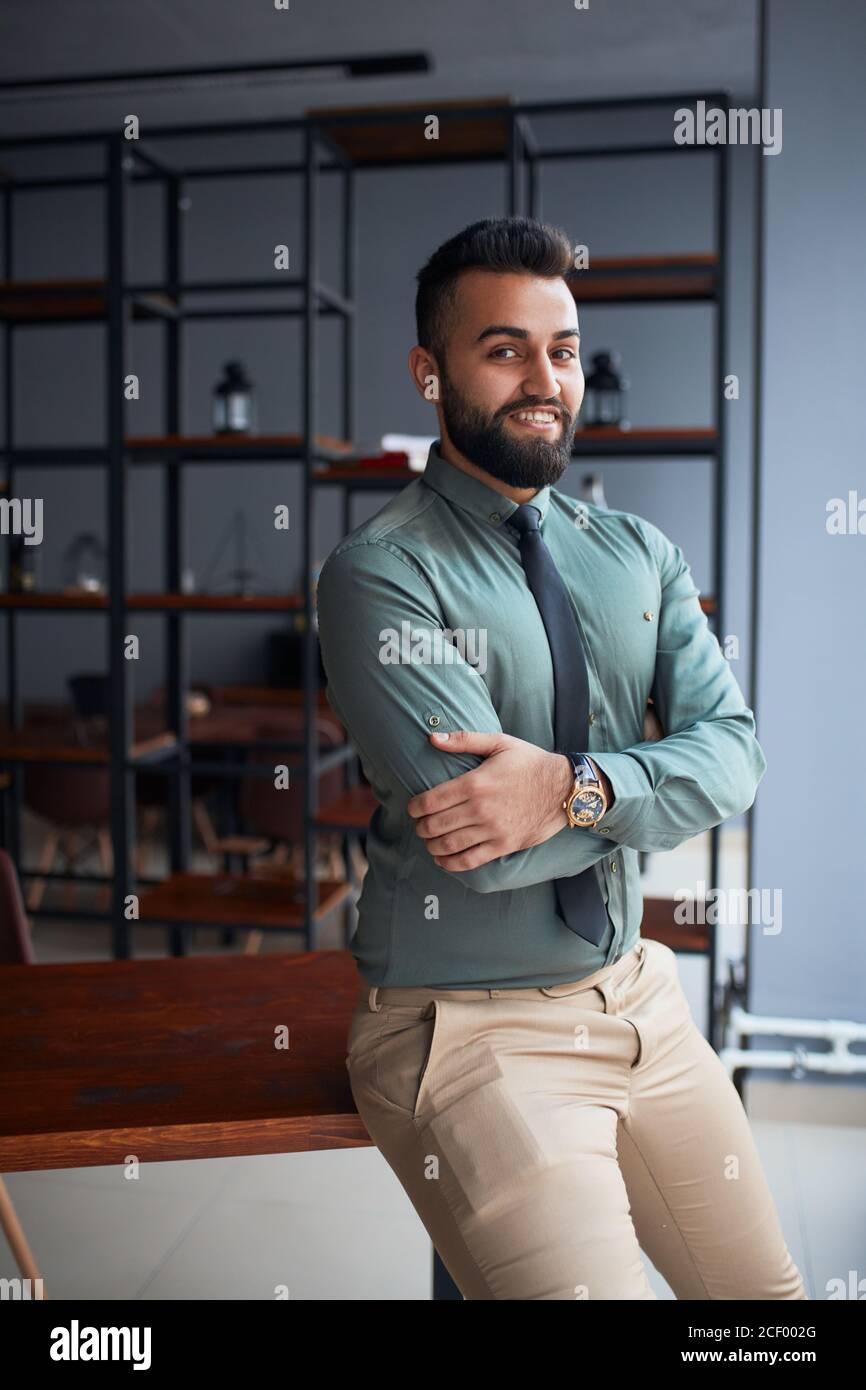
437, 435, 543, 505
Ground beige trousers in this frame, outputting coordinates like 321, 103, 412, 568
346, 937, 808, 1300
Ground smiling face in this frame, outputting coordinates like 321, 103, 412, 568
410, 268, 584, 495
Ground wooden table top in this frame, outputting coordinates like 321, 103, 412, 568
0, 702, 346, 761
0, 949, 371, 1172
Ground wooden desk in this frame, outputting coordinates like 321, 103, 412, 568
206, 685, 332, 710
0, 706, 345, 759
0, 950, 370, 1173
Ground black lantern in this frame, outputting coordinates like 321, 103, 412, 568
63, 532, 106, 595
584, 350, 629, 429
213, 360, 256, 435
9, 536, 39, 593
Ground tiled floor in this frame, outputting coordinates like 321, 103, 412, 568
3, 1119, 863, 1299
3, 826, 864, 1299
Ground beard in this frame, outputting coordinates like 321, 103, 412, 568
439, 361, 577, 489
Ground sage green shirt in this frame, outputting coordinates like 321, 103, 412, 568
317, 440, 766, 988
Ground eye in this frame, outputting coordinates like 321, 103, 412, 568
489, 345, 518, 359
552, 348, 578, 360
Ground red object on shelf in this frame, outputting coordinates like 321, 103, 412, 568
353, 451, 410, 469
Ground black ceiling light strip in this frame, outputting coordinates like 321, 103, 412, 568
346, 54, 430, 78
0, 52, 432, 97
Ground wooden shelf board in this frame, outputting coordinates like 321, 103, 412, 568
0, 586, 713, 616
0, 278, 176, 323
127, 593, 305, 611
315, 430, 717, 480
575, 426, 715, 440
0, 741, 109, 764
126, 432, 355, 457
309, 97, 512, 165
314, 464, 419, 484
576, 254, 717, 270
206, 685, 332, 710
0, 592, 304, 612
571, 427, 717, 457
0, 591, 107, 609
137, 871, 352, 929
0, 730, 177, 764
569, 255, 718, 302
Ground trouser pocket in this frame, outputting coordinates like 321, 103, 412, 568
351, 1001, 447, 1121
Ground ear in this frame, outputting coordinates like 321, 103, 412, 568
408, 345, 441, 405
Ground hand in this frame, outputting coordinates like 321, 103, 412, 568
406, 730, 574, 872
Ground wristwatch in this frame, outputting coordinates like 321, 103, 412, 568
561, 752, 609, 828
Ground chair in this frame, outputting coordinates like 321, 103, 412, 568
0, 848, 47, 1297
68, 672, 168, 876
23, 764, 113, 911
237, 712, 349, 953
241, 712, 347, 871
29, 676, 223, 898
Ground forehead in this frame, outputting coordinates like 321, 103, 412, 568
449, 269, 578, 339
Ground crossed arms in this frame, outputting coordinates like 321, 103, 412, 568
316, 524, 766, 894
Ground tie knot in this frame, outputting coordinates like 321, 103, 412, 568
510, 503, 542, 535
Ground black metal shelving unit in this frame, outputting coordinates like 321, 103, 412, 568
1, 93, 733, 1044
0, 117, 360, 957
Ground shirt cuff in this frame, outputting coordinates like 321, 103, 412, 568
586, 750, 652, 843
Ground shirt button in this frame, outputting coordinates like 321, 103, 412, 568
611, 861, 618, 873
600, 828, 610, 834
490, 511, 501, 523
428, 714, 440, 727
588, 711, 597, 725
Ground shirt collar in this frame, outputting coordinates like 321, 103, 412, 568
420, 439, 551, 529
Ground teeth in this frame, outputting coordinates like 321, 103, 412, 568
514, 411, 557, 423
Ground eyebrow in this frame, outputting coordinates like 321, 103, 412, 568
475, 325, 580, 343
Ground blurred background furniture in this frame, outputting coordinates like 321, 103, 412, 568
0, 848, 45, 1296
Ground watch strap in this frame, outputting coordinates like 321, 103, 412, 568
564, 752, 597, 785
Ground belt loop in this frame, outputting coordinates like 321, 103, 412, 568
368, 986, 382, 1013
599, 979, 620, 1015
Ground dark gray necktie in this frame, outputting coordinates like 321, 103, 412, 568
508, 502, 609, 947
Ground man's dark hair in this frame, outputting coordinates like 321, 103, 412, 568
415, 216, 574, 364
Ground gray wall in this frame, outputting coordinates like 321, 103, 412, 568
749, 0, 866, 1021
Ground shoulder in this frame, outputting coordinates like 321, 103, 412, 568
548, 490, 677, 566
319, 481, 439, 591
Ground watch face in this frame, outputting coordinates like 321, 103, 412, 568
570, 787, 605, 825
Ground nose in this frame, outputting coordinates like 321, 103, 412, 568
521, 352, 561, 403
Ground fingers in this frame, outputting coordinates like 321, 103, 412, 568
423, 824, 490, 858
432, 837, 502, 871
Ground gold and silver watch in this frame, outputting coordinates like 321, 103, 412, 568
561, 752, 608, 828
